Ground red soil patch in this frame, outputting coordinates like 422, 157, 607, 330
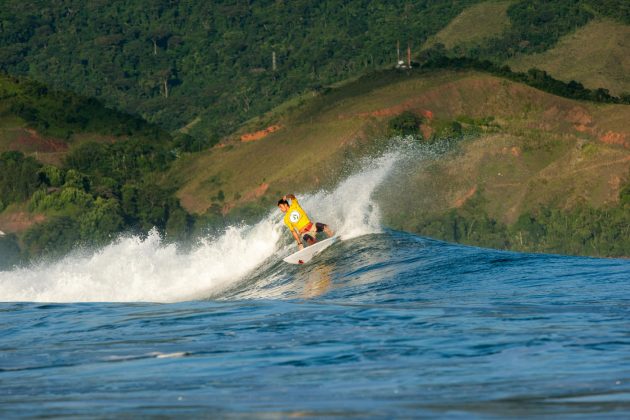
222, 183, 270, 214
454, 186, 477, 208
240, 125, 282, 142
501, 146, 522, 157
420, 125, 434, 139
566, 106, 593, 132
561, 106, 629, 148
0, 212, 46, 234
609, 175, 622, 193
600, 131, 629, 148
242, 182, 269, 201
11, 129, 68, 153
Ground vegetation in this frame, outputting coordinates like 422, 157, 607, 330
0, 75, 168, 141
1, 2, 629, 261
412, 186, 630, 257
0, 151, 43, 207
425, 1, 513, 50
457, 0, 629, 61
0, 74, 195, 260
0, 0, 482, 142
1, 0, 627, 144
388, 111, 424, 137
419, 50, 630, 105
4, 142, 194, 259
508, 20, 630, 96
0, 233, 22, 270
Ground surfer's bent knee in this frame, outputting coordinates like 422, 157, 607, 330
303, 234, 316, 244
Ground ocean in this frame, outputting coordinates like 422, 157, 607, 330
1, 151, 629, 418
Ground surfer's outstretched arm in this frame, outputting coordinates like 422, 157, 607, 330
291, 228, 304, 250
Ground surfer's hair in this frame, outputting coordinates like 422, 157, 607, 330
278, 199, 289, 206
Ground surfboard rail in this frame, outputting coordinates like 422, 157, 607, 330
283, 236, 338, 265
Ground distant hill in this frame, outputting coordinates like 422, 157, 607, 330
0, 74, 167, 164
1, 1, 629, 259
509, 20, 630, 96
163, 66, 630, 256
0, 0, 480, 142
422, 1, 629, 95
2, 0, 627, 145
424, 1, 513, 50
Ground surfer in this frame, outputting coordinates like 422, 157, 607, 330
278, 194, 333, 250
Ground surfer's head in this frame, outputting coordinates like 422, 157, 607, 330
277, 199, 289, 212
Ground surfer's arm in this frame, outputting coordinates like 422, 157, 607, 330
284, 194, 297, 201
291, 228, 304, 250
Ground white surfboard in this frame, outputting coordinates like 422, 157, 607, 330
283, 236, 338, 265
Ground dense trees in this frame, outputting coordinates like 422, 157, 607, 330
0, 0, 482, 142
1, 1, 628, 144
388, 111, 424, 137
412, 187, 630, 258
20, 159, 193, 258
0, 75, 170, 141
0, 75, 192, 260
0, 151, 43, 210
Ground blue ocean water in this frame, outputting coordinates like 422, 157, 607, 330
1, 151, 629, 417
1, 231, 630, 418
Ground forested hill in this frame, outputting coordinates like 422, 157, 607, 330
0, 0, 479, 142
1, 0, 627, 143
0, 74, 194, 267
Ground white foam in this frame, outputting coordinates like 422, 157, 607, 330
0, 150, 400, 303
0, 222, 281, 303
302, 152, 398, 240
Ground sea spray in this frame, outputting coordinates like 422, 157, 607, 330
0, 149, 402, 303
0, 220, 281, 303
301, 151, 401, 240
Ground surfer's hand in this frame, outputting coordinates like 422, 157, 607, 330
298, 243, 304, 251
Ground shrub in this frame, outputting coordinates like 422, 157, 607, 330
388, 111, 424, 137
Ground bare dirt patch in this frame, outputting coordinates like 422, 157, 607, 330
454, 186, 478, 208
0, 211, 45, 234
240, 125, 282, 142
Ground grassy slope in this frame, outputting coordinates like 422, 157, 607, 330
166, 69, 630, 231
508, 20, 630, 96
424, 1, 513, 50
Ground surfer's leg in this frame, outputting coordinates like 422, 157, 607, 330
302, 223, 319, 245
303, 234, 317, 245
316, 222, 334, 238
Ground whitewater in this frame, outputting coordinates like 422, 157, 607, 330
1, 147, 630, 417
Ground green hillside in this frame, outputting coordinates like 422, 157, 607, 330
2, 0, 628, 146
0, 0, 481, 142
164, 66, 630, 256
424, 1, 513, 50
0, 74, 193, 264
1, 1, 630, 261
509, 20, 630, 96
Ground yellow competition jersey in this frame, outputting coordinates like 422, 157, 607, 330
283, 199, 311, 232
